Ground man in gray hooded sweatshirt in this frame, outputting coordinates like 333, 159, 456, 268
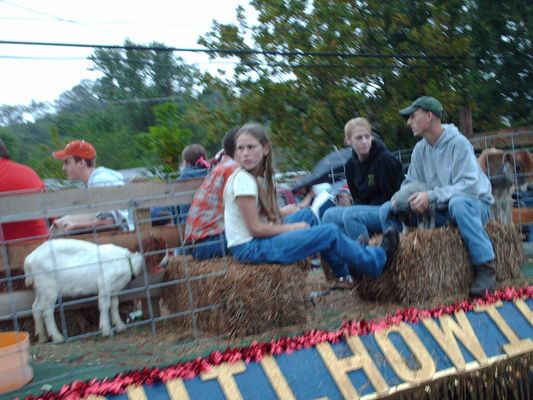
380, 96, 496, 298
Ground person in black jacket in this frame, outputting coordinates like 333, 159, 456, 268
322, 117, 404, 242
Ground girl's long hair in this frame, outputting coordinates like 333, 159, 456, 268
236, 123, 279, 223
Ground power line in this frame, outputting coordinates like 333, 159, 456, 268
0, 40, 461, 60
0, 0, 78, 25
0, 15, 212, 28
0, 0, 114, 35
0, 54, 459, 67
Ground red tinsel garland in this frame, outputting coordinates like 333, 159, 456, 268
23, 285, 533, 400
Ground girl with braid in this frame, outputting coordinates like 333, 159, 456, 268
223, 123, 399, 288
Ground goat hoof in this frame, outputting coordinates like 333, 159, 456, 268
115, 323, 126, 332
51, 336, 64, 344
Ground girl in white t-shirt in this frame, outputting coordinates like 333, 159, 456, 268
223, 123, 399, 287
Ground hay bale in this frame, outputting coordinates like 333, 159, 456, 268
356, 222, 523, 305
160, 256, 309, 337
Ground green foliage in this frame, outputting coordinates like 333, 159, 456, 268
199, 0, 488, 168
140, 102, 192, 172
25, 126, 62, 178
468, 0, 532, 129
2, 3, 530, 177
0, 127, 20, 160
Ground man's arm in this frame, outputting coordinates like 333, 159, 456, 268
427, 142, 481, 205
53, 213, 116, 232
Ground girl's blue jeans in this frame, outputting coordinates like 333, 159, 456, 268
230, 221, 387, 279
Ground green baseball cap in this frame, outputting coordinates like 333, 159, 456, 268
399, 96, 443, 118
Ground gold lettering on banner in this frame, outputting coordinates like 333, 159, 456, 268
317, 335, 388, 399
200, 360, 247, 400
422, 310, 487, 370
166, 378, 191, 400
475, 303, 533, 357
260, 356, 296, 400
515, 299, 533, 326
125, 385, 147, 400
375, 322, 436, 383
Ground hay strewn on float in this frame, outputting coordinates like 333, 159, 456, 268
160, 256, 309, 337
356, 222, 523, 304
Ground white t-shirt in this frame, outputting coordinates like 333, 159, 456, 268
224, 168, 259, 248
88, 167, 133, 231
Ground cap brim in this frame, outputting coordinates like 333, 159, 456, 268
399, 105, 418, 117
52, 150, 70, 160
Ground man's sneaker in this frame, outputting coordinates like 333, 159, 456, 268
381, 227, 400, 259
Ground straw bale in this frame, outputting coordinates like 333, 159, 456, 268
160, 256, 309, 337
356, 222, 523, 305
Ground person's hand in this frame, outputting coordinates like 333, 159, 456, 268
53, 216, 76, 231
408, 192, 429, 214
279, 204, 300, 217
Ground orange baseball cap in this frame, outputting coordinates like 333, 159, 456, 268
52, 140, 96, 161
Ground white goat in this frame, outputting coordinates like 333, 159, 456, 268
24, 239, 144, 343
391, 181, 436, 233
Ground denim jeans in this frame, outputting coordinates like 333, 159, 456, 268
192, 208, 318, 261
380, 195, 495, 265
230, 223, 387, 278
284, 207, 319, 226
191, 234, 228, 260
322, 205, 383, 240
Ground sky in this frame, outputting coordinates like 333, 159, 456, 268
0, 0, 254, 106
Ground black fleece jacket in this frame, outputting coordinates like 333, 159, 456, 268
345, 139, 404, 205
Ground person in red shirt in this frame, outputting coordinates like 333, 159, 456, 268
0, 139, 49, 242
184, 128, 239, 260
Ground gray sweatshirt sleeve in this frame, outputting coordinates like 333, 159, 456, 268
404, 132, 491, 208
427, 141, 483, 205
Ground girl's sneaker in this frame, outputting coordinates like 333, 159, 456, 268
333, 275, 355, 290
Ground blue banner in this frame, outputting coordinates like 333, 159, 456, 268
104, 298, 533, 400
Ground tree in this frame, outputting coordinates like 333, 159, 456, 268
89, 40, 201, 133
0, 127, 20, 160
199, 0, 480, 169
469, 0, 532, 130
137, 102, 193, 172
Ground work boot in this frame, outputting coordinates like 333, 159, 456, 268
469, 260, 496, 298
381, 227, 400, 259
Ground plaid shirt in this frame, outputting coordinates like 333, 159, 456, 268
184, 157, 238, 242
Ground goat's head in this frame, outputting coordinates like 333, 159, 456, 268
129, 236, 169, 274
159, 248, 179, 270
129, 252, 145, 277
